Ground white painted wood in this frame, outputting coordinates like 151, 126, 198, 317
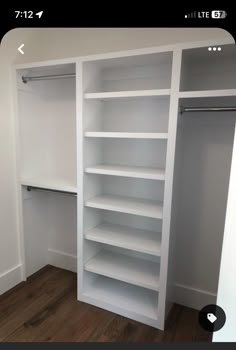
179, 89, 236, 98
103, 211, 162, 234
12, 68, 27, 281
85, 194, 163, 219
0, 264, 22, 295
100, 138, 167, 169
173, 283, 216, 311
48, 248, 77, 273
85, 97, 170, 133
21, 178, 77, 193
85, 165, 165, 180
85, 250, 160, 291
76, 60, 84, 298
157, 49, 183, 328
84, 132, 168, 139
83, 53, 172, 92
83, 275, 159, 319
84, 89, 170, 99
85, 222, 161, 256
80, 48, 173, 328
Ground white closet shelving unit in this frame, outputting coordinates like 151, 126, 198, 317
14, 38, 236, 330
77, 49, 177, 329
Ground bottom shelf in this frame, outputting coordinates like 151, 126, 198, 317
83, 275, 158, 320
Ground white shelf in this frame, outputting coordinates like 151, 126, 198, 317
179, 89, 236, 98
84, 132, 168, 139
85, 164, 165, 180
21, 178, 77, 193
85, 194, 163, 219
85, 223, 161, 256
85, 250, 160, 291
83, 276, 158, 319
84, 89, 171, 100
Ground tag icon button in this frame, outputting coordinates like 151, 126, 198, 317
199, 304, 226, 332
207, 313, 217, 323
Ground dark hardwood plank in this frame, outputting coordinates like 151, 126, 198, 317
1, 267, 75, 341
4, 288, 76, 342
96, 315, 129, 342
173, 306, 210, 342
161, 304, 183, 341
0, 266, 212, 342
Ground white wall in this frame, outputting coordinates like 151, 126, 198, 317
0, 28, 232, 297
213, 123, 236, 342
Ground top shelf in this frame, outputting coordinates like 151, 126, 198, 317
179, 89, 236, 99
84, 89, 171, 100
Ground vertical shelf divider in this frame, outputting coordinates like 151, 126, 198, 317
157, 49, 182, 328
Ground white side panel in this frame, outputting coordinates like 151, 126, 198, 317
158, 49, 182, 327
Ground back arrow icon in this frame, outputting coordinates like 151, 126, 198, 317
18, 44, 24, 55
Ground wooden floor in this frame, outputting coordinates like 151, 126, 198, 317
0, 266, 211, 342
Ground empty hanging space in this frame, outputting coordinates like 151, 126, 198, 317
21, 186, 77, 277
17, 64, 77, 191
172, 95, 236, 307
180, 44, 236, 94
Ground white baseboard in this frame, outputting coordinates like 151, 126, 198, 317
48, 249, 77, 273
0, 264, 22, 296
173, 282, 217, 310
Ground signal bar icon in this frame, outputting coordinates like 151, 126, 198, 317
185, 12, 197, 18
185, 10, 227, 19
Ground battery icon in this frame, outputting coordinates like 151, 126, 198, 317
211, 10, 227, 18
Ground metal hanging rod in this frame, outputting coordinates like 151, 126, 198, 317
26, 186, 77, 197
181, 106, 236, 114
22, 73, 76, 84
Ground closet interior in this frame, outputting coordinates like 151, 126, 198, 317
15, 41, 236, 330
17, 63, 77, 277
173, 96, 236, 299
